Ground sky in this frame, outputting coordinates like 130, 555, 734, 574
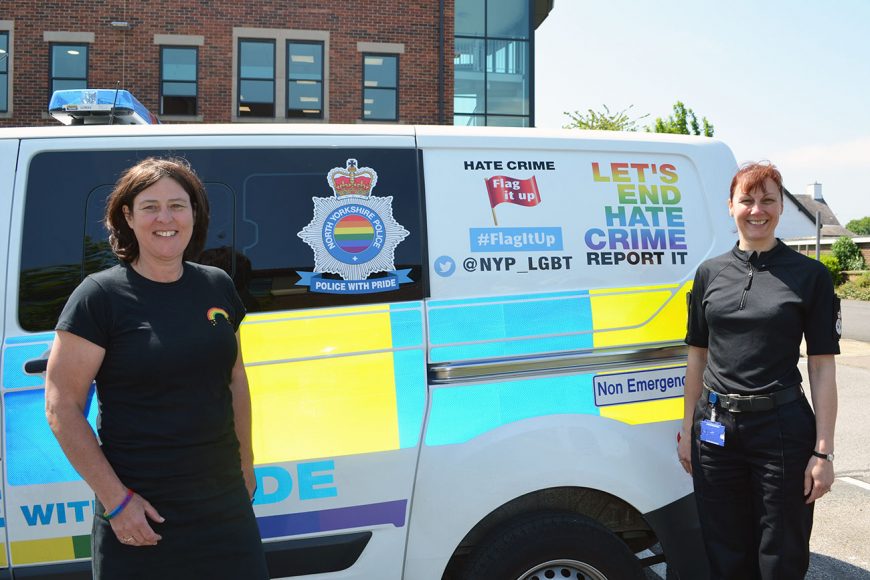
534, 0, 870, 225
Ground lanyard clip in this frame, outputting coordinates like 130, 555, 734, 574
708, 391, 719, 422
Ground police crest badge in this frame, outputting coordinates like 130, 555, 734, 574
297, 159, 411, 294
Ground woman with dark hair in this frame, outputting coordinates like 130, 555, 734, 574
45, 158, 268, 579
677, 161, 840, 579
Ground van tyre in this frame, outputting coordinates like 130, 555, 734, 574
461, 511, 644, 580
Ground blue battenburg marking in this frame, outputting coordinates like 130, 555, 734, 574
6, 388, 98, 485
425, 374, 598, 446
389, 303, 423, 348
5, 333, 56, 345
428, 292, 593, 362
430, 290, 583, 308
393, 349, 426, 449
3, 344, 52, 389
387, 303, 426, 448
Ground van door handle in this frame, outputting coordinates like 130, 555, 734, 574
24, 358, 49, 374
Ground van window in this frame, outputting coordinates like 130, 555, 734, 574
19, 147, 424, 331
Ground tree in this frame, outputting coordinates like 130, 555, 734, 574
846, 216, 870, 236
563, 104, 648, 132
648, 101, 714, 137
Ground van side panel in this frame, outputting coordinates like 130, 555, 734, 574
405, 132, 736, 579
0, 138, 20, 575
3, 136, 427, 579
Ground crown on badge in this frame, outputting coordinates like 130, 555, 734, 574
327, 159, 378, 197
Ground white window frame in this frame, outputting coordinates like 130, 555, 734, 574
0, 20, 13, 118
357, 42, 404, 123
154, 34, 204, 122
42, 31, 94, 119
232, 28, 330, 123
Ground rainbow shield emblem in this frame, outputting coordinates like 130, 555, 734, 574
297, 159, 411, 294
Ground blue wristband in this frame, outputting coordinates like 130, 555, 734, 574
101, 488, 134, 521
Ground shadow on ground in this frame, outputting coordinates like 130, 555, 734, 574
642, 551, 870, 579
807, 552, 870, 579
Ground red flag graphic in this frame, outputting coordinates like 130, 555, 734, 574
485, 175, 541, 208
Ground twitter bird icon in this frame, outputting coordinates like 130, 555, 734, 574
434, 256, 456, 277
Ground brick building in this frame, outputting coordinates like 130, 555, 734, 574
0, 0, 553, 127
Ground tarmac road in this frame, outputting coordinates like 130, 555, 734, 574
805, 300, 870, 579
842, 299, 870, 343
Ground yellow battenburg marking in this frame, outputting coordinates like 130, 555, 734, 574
242, 306, 392, 364
242, 304, 400, 464
244, 304, 388, 323
248, 352, 399, 463
591, 282, 692, 348
0, 543, 6, 567
600, 397, 684, 425
11, 537, 74, 564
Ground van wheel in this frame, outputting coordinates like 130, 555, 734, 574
460, 511, 644, 580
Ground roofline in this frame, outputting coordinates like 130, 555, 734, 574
783, 235, 870, 244
0, 123, 738, 145
783, 186, 818, 223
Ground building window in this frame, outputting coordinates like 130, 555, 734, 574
0, 31, 8, 113
287, 41, 323, 119
238, 39, 275, 117
362, 54, 397, 121
50, 43, 88, 96
454, 0, 531, 127
160, 46, 197, 115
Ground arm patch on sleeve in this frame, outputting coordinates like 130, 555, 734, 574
833, 296, 842, 339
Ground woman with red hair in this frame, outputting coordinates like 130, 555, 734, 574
678, 161, 840, 579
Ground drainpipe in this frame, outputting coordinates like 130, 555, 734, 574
438, 0, 445, 124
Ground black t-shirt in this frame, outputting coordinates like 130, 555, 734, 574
686, 241, 840, 395
56, 262, 246, 499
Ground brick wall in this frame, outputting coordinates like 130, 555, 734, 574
791, 239, 870, 269
1, 0, 454, 126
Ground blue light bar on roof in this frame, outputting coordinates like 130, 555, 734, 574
48, 89, 159, 125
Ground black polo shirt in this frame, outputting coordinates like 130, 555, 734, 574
686, 240, 840, 395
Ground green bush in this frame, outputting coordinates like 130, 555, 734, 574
820, 255, 843, 285
831, 236, 866, 271
836, 273, 870, 300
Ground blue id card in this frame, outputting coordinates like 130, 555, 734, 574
700, 420, 725, 446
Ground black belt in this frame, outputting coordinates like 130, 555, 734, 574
703, 384, 802, 413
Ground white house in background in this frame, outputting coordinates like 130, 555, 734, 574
779, 183, 852, 240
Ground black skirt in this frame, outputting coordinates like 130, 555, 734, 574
92, 478, 268, 580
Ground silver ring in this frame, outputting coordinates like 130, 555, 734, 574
121, 536, 134, 543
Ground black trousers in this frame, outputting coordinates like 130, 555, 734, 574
691, 395, 816, 580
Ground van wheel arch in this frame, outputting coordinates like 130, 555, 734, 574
441, 487, 655, 579
458, 510, 644, 580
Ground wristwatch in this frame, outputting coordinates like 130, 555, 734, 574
812, 450, 834, 462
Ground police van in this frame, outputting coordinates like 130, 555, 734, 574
0, 108, 736, 578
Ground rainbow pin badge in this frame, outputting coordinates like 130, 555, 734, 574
207, 307, 231, 326
296, 159, 412, 295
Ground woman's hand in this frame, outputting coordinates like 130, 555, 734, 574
677, 426, 692, 475
108, 492, 164, 547
804, 456, 834, 504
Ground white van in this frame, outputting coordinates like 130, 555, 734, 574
0, 123, 736, 579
